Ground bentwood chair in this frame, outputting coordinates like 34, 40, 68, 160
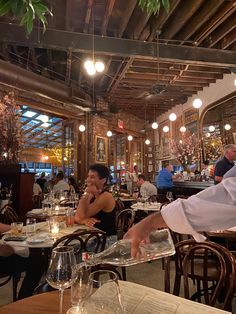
0, 205, 18, 224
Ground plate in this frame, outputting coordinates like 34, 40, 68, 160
28, 208, 43, 215
26, 234, 50, 244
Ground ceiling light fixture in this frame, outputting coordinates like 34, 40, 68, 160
163, 125, 169, 133
145, 139, 150, 145
40, 115, 49, 123
169, 112, 177, 121
224, 124, 231, 130
209, 125, 215, 132
180, 126, 186, 133
152, 122, 158, 129
206, 132, 211, 137
79, 124, 86, 132
193, 98, 202, 109
107, 130, 112, 137
127, 135, 133, 141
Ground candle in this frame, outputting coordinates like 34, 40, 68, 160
55, 205, 60, 211
51, 224, 59, 234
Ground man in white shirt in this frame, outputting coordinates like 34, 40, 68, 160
52, 172, 69, 194
125, 176, 236, 257
137, 174, 157, 198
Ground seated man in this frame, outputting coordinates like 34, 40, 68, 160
52, 172, 70, 194
0, 223, 46, 299
75, 164, 117, 245
137, 174, 157, 198
157, 163, 182, 195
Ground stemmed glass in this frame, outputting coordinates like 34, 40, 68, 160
166, 191, 174, 202
86, 270, 124, 313
46, 246, 77, 314
67, 264, 91, 314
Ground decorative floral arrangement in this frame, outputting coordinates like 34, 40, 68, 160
170, 133, 201, 168
203, 136, 223, 161
0, 92, 24, 164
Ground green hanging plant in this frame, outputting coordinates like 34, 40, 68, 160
0, 0, 53, 34
138, 0, 170, 15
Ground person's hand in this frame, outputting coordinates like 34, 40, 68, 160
85, 184, 102, 196
0, 244, 15, 257
84, 217, 101, 228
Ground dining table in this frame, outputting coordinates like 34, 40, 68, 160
131, 202, 161, 212
0, 280, 229, 314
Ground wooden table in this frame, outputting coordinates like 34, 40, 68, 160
0, 281, 229, 314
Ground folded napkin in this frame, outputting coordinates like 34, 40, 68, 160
0, 239, 29, 258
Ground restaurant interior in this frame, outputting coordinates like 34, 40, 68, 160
0, 0, 236, 313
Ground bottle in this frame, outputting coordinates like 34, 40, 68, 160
85, 229, 175, 267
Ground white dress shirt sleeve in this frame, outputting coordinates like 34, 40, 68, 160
161, 177, 236, 241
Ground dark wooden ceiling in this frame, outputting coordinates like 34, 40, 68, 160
0, 0, 236, 121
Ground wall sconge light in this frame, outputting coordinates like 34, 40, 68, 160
127, 135, 133, 141
107, 130, 112, 137
163, 126, 169, 133
145, 139, 150, 145
151, 122, 158, 129
193, 98, 202, 109
79, 124, 86, 132
224, 124, 231, 130
209, 125, 215, 132
180, 126, 186, 133
169, 113, 177, 121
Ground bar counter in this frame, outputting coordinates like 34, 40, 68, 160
173, 181, 214, 196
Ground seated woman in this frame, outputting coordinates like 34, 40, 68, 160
75, 164, 117, 246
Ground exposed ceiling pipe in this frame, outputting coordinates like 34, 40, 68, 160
0, 60, 93, 112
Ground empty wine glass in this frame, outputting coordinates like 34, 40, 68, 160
67, 264, 91, 314
86, 270, 124, 313
166, 191, 174, 202
46, 246, 77, 314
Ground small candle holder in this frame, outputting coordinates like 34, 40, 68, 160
49, 216, 60, 239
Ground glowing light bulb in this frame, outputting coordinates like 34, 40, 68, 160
169, 113, 177, 121
44, 155, 49, 160
152, 122, 158, 129
107, 130, 112, 137
41, 115, 49, 123
127, 135, 133, 141
84, 60, 94, 70
145, 139, 150, 145
193, 98, 202, 109
206, 132, 211, 137
224, 124, 231, 130
179, 140, 183, 144
79, 124, 86, 132
209, 125, 215, 132
86, 64, 96, 76
95, 61, 105, 72
180, 126, 186, 133
163, 126, 169, 133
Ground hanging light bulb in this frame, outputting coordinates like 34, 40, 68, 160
44, 155, 49, 160
224, 124, 231, 130
84, 60, 94, 70
163, 126, 169, 133
145, 139, 150, 145
179, 140, 183, 144
180, 126, 186, 133
193, 98, 202, 109
169, 113, 177, 121
41, 115, 49, 123
79, 124, 86, 132
152, 122, 158, 129
86, 64, 96, 76
127, 135, 133, 141
209, 125, 215, 132
95, 61, 105, 73
107, 130, 112, 137
206, 132, 211, 137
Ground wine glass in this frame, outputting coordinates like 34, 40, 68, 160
46, 246, 77, 314
86, 270, 124, 313
166, 191, 174, 202
67, 264, 91, 314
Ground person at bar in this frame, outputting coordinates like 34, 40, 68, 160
75, 164, 117, 244
0, 223, 46, 299
125, 175, 236, 257
214, 144, 236, 184
156, 163, 182, 195
137, 174, 157, 198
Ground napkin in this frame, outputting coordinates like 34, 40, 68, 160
0, 239, 29, 258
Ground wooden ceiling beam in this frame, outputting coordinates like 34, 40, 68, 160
220, 28, 236, 50
83, 0, 94, 33
2, 24, 236, 67
101, 0, 115, 36
117, 0, 137, 38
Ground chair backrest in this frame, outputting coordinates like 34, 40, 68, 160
181, 240, 235, 309
32, 194, 43, 209
0, 205, 18, 224
116, 209, 135, 240
115, 198, 125, 212
52, 229, 107, 256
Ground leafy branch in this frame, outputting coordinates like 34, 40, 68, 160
138, 0, 170, 15
0, 0, 53, 34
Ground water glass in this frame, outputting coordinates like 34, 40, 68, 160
86, 270, 124, 313
10, 222, 23, 236
26, 218, 36, 237
66, 208, 75, 227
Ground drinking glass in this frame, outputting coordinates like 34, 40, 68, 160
46, 246, 77, 314
25, 218, 36, 237
10, 222, 23, 235
166, 191, 174, 202
86, 270, 124, 313
67, 264, 91, 314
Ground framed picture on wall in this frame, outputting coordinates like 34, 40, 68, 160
95, 136, 108, 163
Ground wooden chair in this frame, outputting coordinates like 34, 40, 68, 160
0, 205, 18, 224
0, 272, 21, 302
116, 209, 135, 240
32, 194, 43, 209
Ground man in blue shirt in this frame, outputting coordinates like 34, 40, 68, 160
157, 163, 182, 194
214, 144, 236, 184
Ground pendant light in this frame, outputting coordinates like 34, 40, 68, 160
152, 105, 158, 129
179, 104, 186, 133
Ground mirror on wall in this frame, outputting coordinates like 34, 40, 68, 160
201, 95, 236, 162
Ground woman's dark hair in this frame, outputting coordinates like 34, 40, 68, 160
89, 164, 110, 183
68, 176, 79, 193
